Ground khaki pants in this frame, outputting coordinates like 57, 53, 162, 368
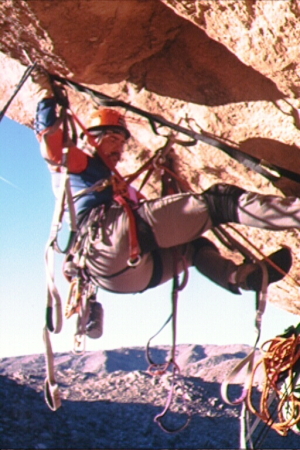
85, 189, 300, 294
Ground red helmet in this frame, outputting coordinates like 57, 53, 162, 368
87, 108, 131, 139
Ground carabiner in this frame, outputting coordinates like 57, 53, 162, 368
127, 254, 142, 267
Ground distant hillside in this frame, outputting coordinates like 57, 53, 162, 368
0, 344, 299, 449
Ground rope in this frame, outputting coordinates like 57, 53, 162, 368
42, 99, 79, 409
68, 107, 144, 264
225, 223, 300, 288
212, 224, 300, 447
32, 69, 299, 438
4, 64, 299, 188
123, 137, 297, 438
43, 326, 62, 411
48, 71, 300, 185
142, 151, 192, 433
221, 264, 269, 407
146, 251, 191, 433
246, 331, 300, 437
0, 63, 37, 123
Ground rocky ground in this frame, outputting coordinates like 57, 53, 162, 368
0, 344, 299, 449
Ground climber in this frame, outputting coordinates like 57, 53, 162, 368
33, 71, 295, 334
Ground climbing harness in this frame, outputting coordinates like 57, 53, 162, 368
30, 69, 300, 446
3, 65, 300, 443
41, 74, 197, 412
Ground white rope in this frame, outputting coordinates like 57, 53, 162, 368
43, 148, 78, 411
43, 326, 61, 411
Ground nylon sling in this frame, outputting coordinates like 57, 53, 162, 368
48, 72, 300, 185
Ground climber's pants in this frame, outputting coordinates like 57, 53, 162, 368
85, 193, 213, 293
237, 191, 300, 229
84, 185, 300, 294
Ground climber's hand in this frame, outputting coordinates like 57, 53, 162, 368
31, 66, 54, 100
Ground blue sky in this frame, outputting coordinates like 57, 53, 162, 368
0, 116, 299, 358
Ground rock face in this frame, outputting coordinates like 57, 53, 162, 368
1, 0, 300, 314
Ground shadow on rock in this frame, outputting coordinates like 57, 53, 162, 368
130, 22, 284, 107
1, 374, 300, 449
240, 137, 300, 196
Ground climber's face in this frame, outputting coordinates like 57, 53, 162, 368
97, 131, 126, 166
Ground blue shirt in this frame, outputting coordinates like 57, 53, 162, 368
36, 98, 113, 219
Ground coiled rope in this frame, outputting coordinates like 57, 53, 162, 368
247, 328, 300, 437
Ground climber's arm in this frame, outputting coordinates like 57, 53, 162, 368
35, 97, 57, 135
34, 94, 88, 172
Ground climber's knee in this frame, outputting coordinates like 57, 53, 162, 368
202, 183, 246, 227
191, 236, 219, 265
191, 236, 241, 295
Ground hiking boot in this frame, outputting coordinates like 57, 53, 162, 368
85, 301, 104, 339
235, 247, 292, 291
